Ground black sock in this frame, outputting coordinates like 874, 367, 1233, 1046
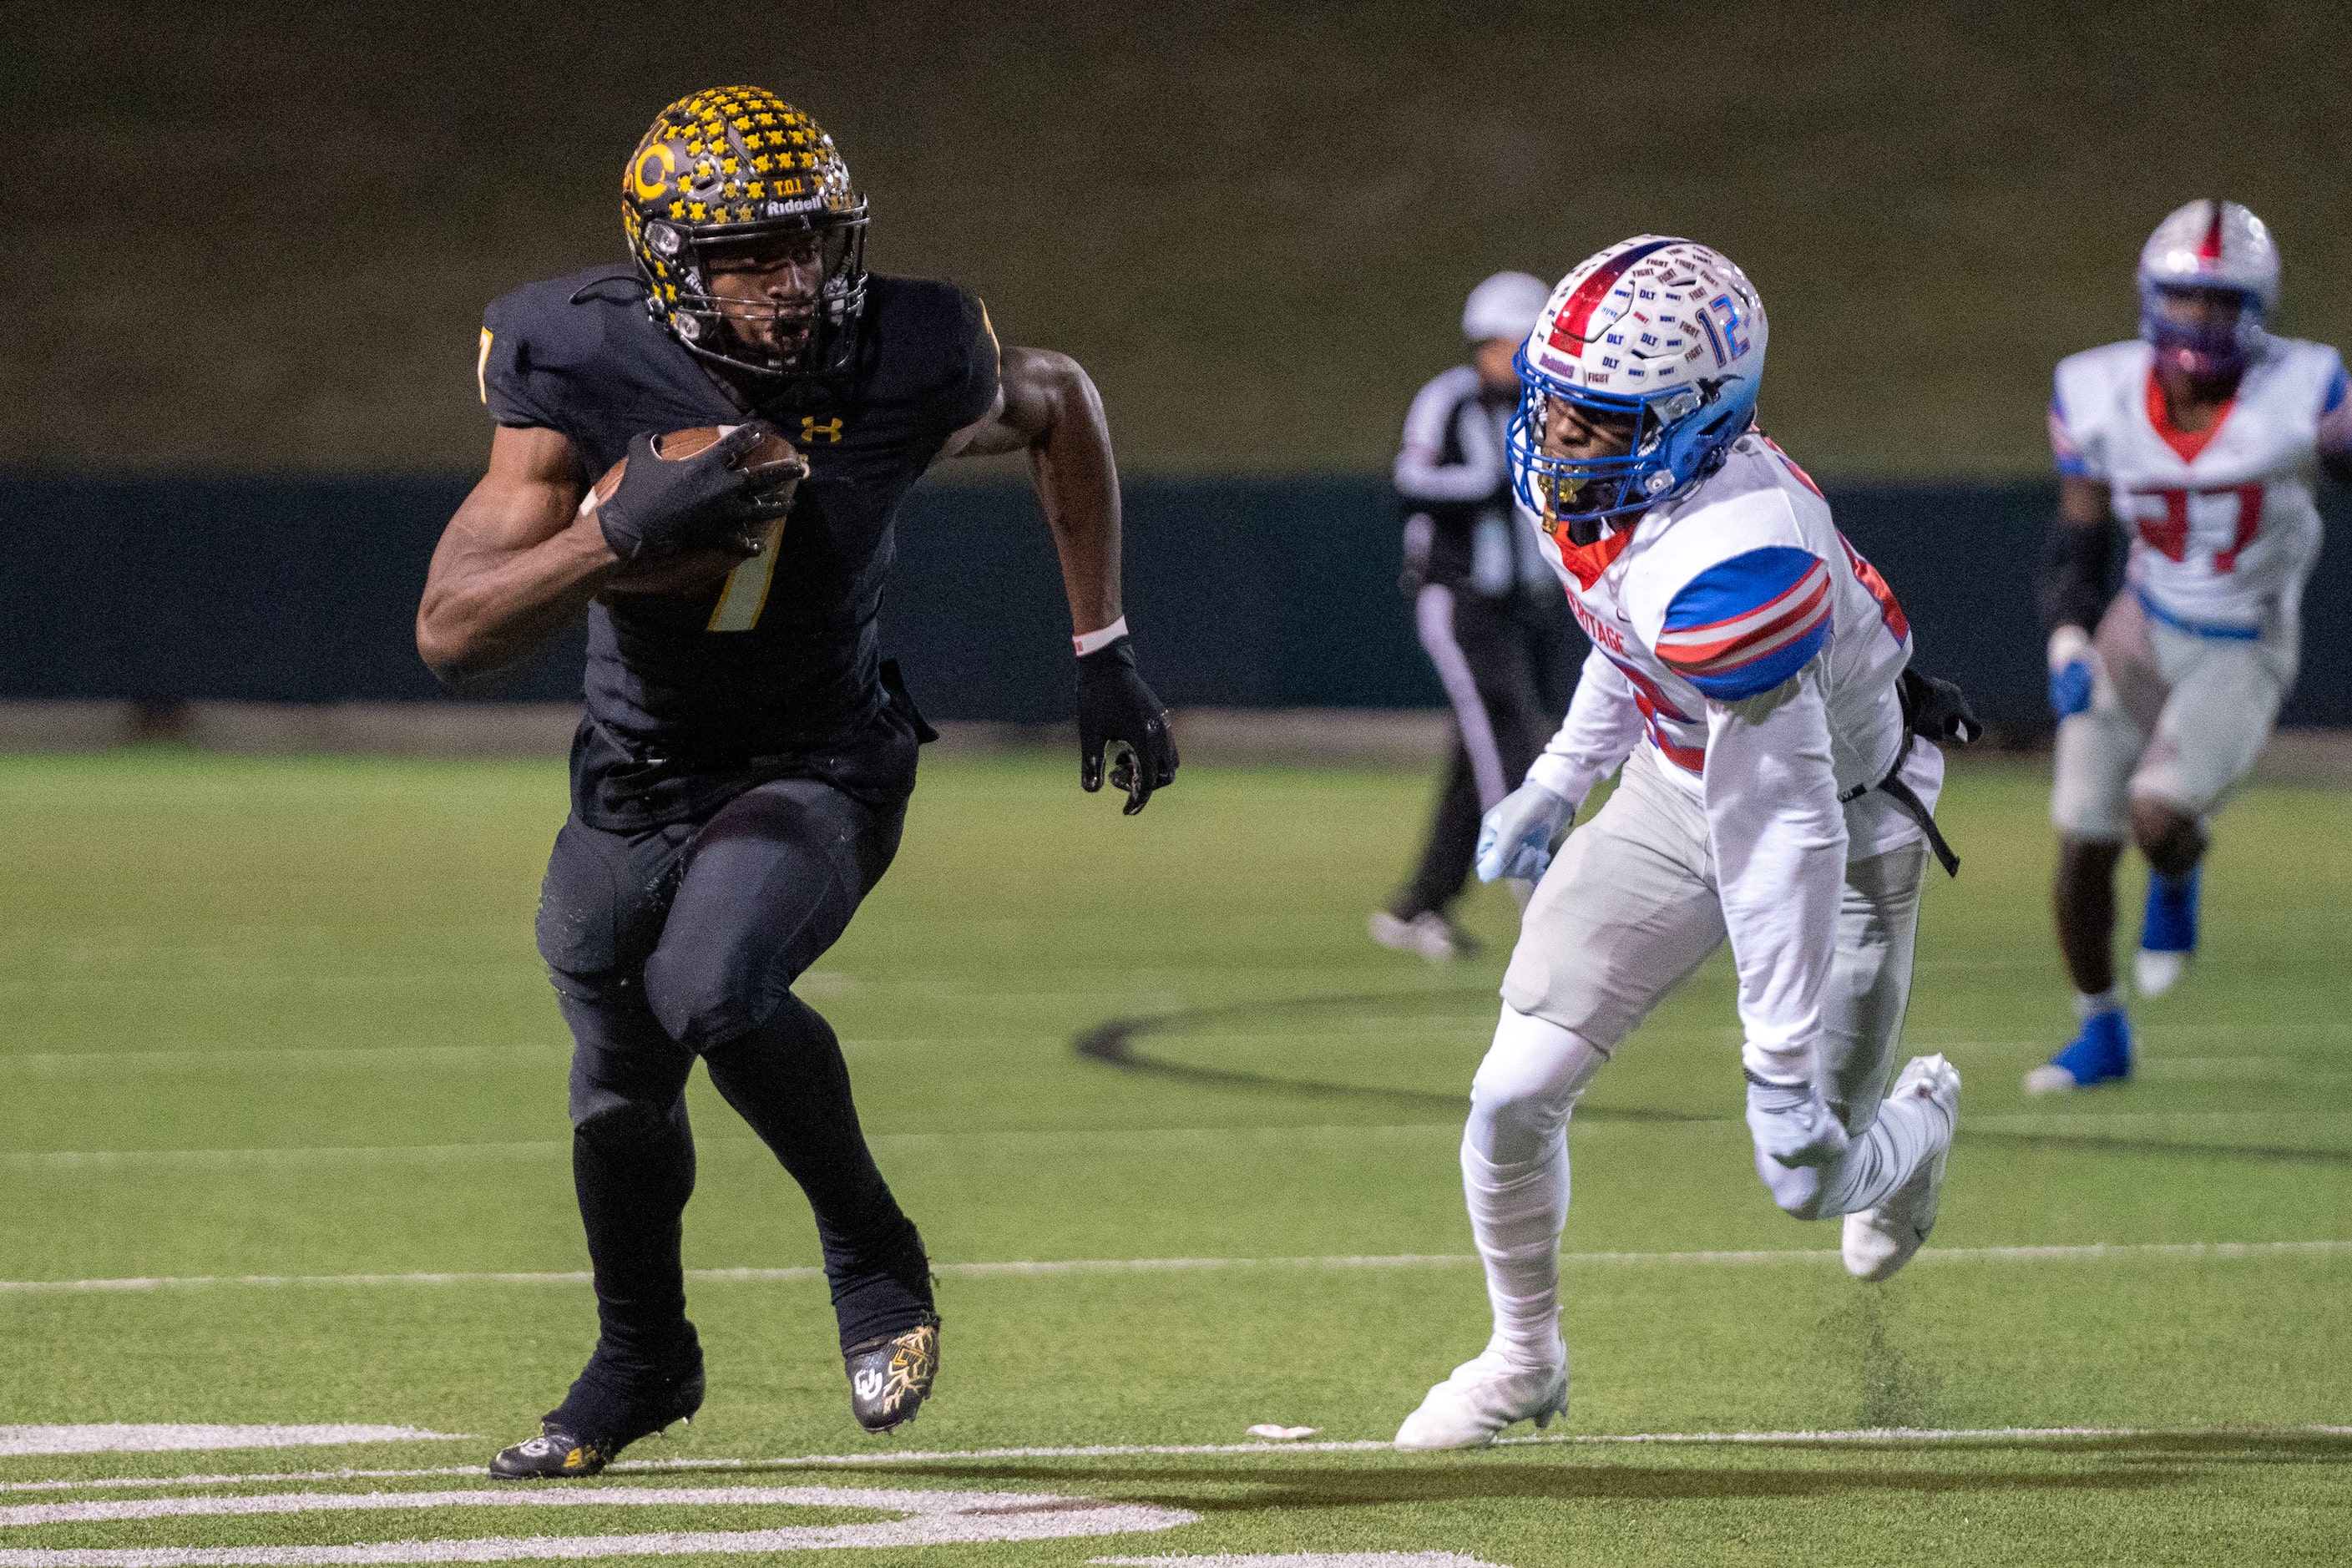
701, 991, 933, 1352
558, 989, 704, 1421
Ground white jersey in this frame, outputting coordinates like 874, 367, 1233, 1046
1525, 433, 1935, 845
1519, 433, 1943, 1076
2051, 336, 2351, 637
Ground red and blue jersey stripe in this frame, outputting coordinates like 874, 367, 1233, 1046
1655, 546, 1834, 700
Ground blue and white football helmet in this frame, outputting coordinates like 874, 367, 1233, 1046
2137, 198, 2279, 382
1507, 236, 1768, 530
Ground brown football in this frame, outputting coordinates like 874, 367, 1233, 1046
592, 424, 807, 597
589, 422, 807, 508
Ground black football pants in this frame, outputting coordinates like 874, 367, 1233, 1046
534, 773, 928, 1426
1394, 586, 1581, 921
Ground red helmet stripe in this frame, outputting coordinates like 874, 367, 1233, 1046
1549, 239, 1677, 350
2198, 200, 2226, 263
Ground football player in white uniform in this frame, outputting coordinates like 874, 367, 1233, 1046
1393, 238, 1969, 1451
2030, 200, 2352, 1093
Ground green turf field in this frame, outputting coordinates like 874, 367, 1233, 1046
2, 750, 2347, 1566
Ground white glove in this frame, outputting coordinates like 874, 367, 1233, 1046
1475, 780, 1576, 884
2047, 625, 2099, 719
1744, 1078, 1850, 1169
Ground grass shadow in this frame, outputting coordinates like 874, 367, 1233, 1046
1077, 992, 2352, 1158
709, 1430, 2349, 1516
741, 1455, 2188, 1511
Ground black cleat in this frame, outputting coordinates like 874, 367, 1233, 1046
488, 1366, 705, 1479
488, 1426, 621, 1480
845, 1315, 939, 1434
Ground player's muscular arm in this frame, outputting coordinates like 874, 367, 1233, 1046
943, 343, 1176, 811
942, 346, 1122, 632
416, 426, 616, 685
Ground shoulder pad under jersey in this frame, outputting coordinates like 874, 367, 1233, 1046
1654, 544, 1835, 701
857, 276, 1002, 432
478, 266, 638, 429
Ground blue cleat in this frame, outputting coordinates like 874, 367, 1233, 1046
2024, 1009, 2132, 1095
2135, 867, 2200, 997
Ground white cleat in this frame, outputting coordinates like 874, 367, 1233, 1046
1842, 1054, 1960, 1283
2021, 1062, 2079, 1095
1393, 1346, 1567, 1451
2134, 947, 2188, 999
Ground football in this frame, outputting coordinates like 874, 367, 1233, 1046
591, 424, 806, 596
589, 422, 807, 509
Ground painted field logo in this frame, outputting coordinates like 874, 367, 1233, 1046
0, 1484, 1198, 1564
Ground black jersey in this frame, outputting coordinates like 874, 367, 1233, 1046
479, 266, 999, 828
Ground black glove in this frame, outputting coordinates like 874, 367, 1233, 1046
1076, 635, 1179, 815
597, 423, 795, 563
1899, 666, 1982, 746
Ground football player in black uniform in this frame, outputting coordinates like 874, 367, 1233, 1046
415, 87, 1178, 1479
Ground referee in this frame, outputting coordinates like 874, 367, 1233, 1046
1372, 272, 1578, 961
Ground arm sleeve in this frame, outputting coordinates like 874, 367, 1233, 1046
1702, 665, 1848, 1085
1653, 547, 1834, 701
2037, 514, 2116, 633
1524, 647, 1645, 804
1394, 376, 1505, 503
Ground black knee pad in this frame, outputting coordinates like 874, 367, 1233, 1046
641, 942, 787, 1055
641, 866, 857, 1054
559, 980, 696, 1151
570, 1090, 687, 1155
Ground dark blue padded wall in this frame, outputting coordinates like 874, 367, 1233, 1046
1, 473, 2344, 731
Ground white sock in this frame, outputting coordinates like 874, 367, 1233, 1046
2074, 988, 2122, 1021
1809, 1077, 1950, 1216
1461, 1134, 1568, 1368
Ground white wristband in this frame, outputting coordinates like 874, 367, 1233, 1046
1072, 615, 1129, 656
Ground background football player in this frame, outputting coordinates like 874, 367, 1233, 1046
415, 87, 1178, 1477
2031, 199, 2352, 1093
1393, 238, 1970, 1451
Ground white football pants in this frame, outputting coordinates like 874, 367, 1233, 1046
1461, 747, 1933, 1366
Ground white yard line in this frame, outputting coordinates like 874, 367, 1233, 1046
0, 1484, 1148, 1528
3, 1127, 1476, 1169
0, 1429, 465, 1459
0, 1470, 486, 1498
10, 1424, 2349, 1496
1967, 1111, 2350, 1132
5, 1239, 2346, 1296
7, 1048, 566, 1071
0, 1485, 1196, 1562
4, 1042, 938, 1070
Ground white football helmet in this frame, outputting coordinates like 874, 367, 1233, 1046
1507, 235, 1767, 529
2137, 199, 2279, 378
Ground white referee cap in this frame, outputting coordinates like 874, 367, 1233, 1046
1462, 271, 1550, 342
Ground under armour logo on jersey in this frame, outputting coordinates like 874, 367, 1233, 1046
802, 415, 844, 443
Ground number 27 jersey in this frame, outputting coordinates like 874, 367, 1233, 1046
2051, 336, 2352, 635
